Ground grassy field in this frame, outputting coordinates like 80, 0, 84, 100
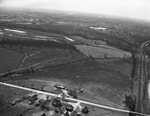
0, 48, 23, 73
75, 45, 131, 59
0, 53, 132, 108
0, 45, 132, 107
20, 58, 132, 108
21, 48, 84, 68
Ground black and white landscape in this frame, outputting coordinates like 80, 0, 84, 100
0, 0, 150, 116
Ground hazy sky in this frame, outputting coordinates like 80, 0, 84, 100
0, 0, 150, 21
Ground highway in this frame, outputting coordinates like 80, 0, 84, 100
136, 41, 150, 115
0, 82, 149, 116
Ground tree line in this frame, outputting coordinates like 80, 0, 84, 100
0, 35, 77, 51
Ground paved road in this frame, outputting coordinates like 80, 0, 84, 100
0, 82, 149, 116
136, 41, 150, 115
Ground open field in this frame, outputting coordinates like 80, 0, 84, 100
75, 45, 131, 59
21, 48, 84, 68
0, 48, 23, 73
17, 58, 132, 108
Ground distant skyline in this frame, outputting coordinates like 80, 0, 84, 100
0, 0, 150, 21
